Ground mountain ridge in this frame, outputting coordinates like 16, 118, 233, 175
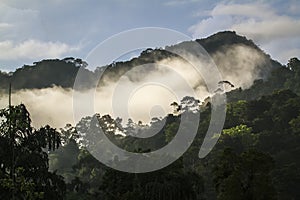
0, 31, 288, 93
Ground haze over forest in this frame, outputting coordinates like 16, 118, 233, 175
0, 31, 281, 128
1, 1, 300, 200
0, 30, 299, 199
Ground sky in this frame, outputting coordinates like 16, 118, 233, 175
0, 0, 300, 72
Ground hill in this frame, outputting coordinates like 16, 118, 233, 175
0, 31, 283, 93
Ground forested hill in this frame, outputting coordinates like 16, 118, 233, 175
227, 57, 300, 101
1, 31, 300, 200
0, 58, 93, 90
0, 31, 282, 91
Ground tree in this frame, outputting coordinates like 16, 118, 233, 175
100, 158, 204, 200
287, 57, 300, 72
220, 125, 257, 153
0, 104, 66, 199
59, 123, 79, 145
289, 115, 300, 134
170, 101, 181, 115
285, 58, 300, 94
180, 96, 200, 113
213, 148, 277, 200
225, 100, 248, 128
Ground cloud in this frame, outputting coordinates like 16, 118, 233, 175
164, 0, 201, 6
0, 42, 271, 128
0, 2, 41, 41
262, 37, 300, 64
211, 44, 272, 88
189, 2, 300, 64
0, 2, 79, 61
0, 23, 13, 29
231, 17, 300, 42
288, 0, 300, 14
0, 40, 79, 60
0, 87, 74, 128
211, 3, 275, 19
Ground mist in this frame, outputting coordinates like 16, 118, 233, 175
212, 44, 272, 89
0, 44, 272, 128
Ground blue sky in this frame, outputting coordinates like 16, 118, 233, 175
0, 0, 300, 71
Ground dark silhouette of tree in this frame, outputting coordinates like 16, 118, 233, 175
0, 104, 66, 199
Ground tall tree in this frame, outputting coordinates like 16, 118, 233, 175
0, 104, 66, 199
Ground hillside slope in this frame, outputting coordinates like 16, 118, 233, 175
0, 31, 282, 92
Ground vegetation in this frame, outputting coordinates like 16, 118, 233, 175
0, 104, 65, 199
0, 32, 299, 199
0, 31, 280, 91
1, 85, 300, 199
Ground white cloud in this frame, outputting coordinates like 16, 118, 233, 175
189, 2, 300, 63
0, 87, 74, 128
0, 2, 41, 41
0, 40, 79, 60
164, 0, 201, 6
211, 3, 275, 19
262, 37, 300, 65
0, 23, 13, 29
231, 16, 300, 42
288, 0, 300, 14
190, 3, 300, 41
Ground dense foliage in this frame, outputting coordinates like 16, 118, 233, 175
43, 62, 299, 199
0, 32, 299, 199
0, 104, 65, 199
